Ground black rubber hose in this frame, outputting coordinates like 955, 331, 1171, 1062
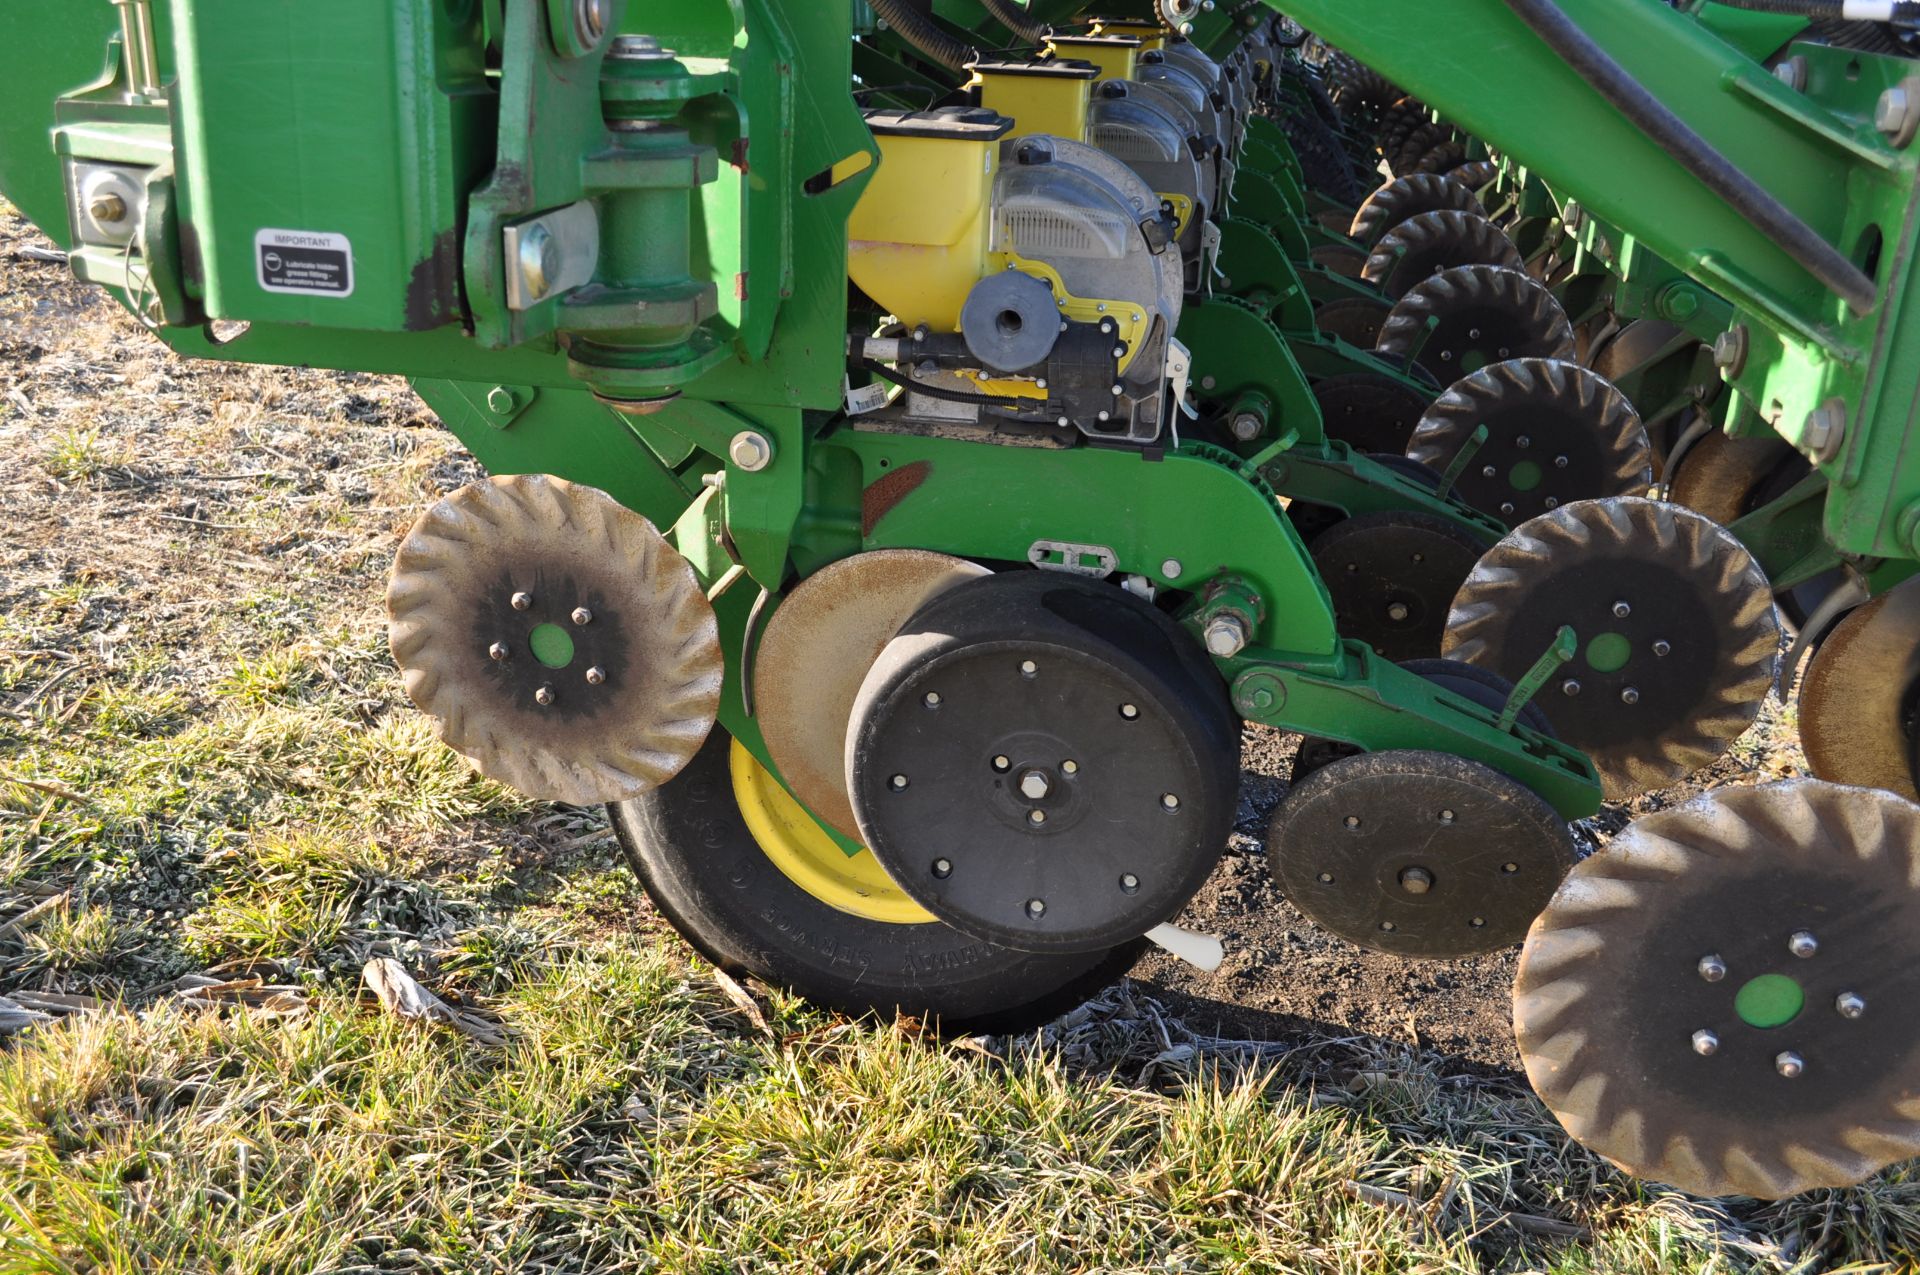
868, 0, 976, 73
1710, 0, 1920, 19
1502, 0, 1879, 315
978, 0, 1048, 44
1708, 0, 1845, 14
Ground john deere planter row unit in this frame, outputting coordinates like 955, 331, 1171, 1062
5, 0, 1920, 1200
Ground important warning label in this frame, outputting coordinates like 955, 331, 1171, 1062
255, 229, 354, 298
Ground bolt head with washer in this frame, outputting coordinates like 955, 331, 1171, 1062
729, 431, 774, 472
1878, 79, 1920, 147
1204, 613, 1250, 658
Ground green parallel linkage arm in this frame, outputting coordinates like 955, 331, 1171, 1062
1238, 0, 1920, 565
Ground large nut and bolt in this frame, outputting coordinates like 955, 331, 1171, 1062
1229, 412, 1264, 441
1712, 326, 1749, 380
1019, 771, 1051, 800
89, 193, 128, 225
1878, 79, 1920, 148
1803, 398, 1848, 464
1204, 612, 1251, 658
729, 431, 774, 472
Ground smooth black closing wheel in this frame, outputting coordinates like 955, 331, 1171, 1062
1310, 509, 1486, 663
1515, 781, 1920, 1199
1309, 371, 1433, 456
1445, 497, 1781, 800
610, 727, 1147, 1034
1374, 265, 1576, 384
1313, 297, 1394, 350
846, 572, 1240, 955
1408, 359, 1652, 531
1271, 750, 1575, 958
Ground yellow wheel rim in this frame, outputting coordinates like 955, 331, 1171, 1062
729, 740, 937, 926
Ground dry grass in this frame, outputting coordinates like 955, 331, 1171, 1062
2, 198, 1917, 1273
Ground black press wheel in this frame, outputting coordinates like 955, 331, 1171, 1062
610, 727, 1146, 1033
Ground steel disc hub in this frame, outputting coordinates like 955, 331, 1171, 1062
754, 549, 990, 840
1271, 750, 1575, 958
1374, 266, 1576, 382
1310, 509, 1487, 662
1444, 497, 1780, 799
845, 572, 1239, 955
1408, 358, 1652, 529
386, 474, 722, 804
1515, 781, 1920, 1199
1801, 575, 1920, 802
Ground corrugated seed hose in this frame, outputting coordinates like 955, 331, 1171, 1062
868, 0, 978, 72
979, 0, 1050, 44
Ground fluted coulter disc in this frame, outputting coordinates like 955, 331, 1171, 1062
1349, 172, 1482, 248
1407, 358, 1651, 529
1514, 780, 1920, 1199
1443, 497, 1780, 800
387, 474, 723, 804
1374, 265, 1576, 383
1362, 209, 1523, 301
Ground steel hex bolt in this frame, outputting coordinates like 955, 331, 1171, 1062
1019, 771, 1051, 800
511, 591, 533, 611
1205, 613, 1251, 658
1712, 325, 1749, 379
1776, 1051, 1806, 1078
729, 431, 773, 472
489, 642, 510, 662
535, 685, 555, 706
1692, 1029, 1719, 1056
1837, 992, 1867, 1019
1698, 954, 1727, 982
585, 666, 606, 685
1803, 398, 1848, 464
1878, 80, 1920, 146
571, 607, 593, 625
1789, 930, 1819, 958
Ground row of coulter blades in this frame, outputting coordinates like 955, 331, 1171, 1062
1278, 40, 1920, 1200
